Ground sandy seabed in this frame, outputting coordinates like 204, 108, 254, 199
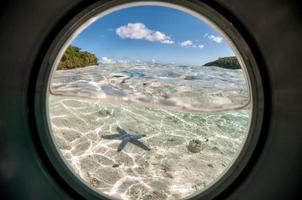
49, 94, 249, 200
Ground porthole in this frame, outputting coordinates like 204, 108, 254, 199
35, 1, 263, 199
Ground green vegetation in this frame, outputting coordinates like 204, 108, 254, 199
58, 46, 98, 70
203, 56, 240, 69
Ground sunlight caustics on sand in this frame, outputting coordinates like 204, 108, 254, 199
48, 63, 251, 200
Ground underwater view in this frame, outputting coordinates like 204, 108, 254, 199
47, 4, 252, 200
49, 62, 250, 200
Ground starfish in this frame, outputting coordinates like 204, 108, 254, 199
101, 127, 150, 152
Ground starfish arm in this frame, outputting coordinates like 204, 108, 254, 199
101, 134, 121, 139
137, 135, 146, 139
130, 140, 151, 151
117, 140, 128, 151
116, 127, 128, 136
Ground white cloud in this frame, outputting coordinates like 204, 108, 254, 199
180, 40, 193, 47
100, 57, 116, 64
161, 39, 175, 44
180, 40, 204, 49
197, 44, 204, 48
116, 23, 174, 44
208, 35, 223, 43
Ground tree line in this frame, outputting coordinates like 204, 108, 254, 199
57, 45, 98, 70
203, 56, 240, 69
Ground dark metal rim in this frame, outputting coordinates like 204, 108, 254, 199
34, 0, 265, 199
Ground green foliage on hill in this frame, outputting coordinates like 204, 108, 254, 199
57, 46, 98, 70
203, 56, 240, 69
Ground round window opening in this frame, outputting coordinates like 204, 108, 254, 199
45, 2, 260, 200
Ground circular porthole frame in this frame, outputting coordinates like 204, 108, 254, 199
34, 0, 265, 199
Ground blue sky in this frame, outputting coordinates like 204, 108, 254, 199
72, 5, 235, 65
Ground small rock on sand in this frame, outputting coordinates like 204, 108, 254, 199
207, 163, 214, 168
187, 139, 203, 153
112, 163, 120, 168
90, 178, 101, 188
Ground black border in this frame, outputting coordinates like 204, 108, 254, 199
33, 0, 265, 199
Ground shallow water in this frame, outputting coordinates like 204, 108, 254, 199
50, 63, 249, 112
48, 63, 251, 199
49, 95, 249, 200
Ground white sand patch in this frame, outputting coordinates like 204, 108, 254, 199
48, 95, 250, 200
